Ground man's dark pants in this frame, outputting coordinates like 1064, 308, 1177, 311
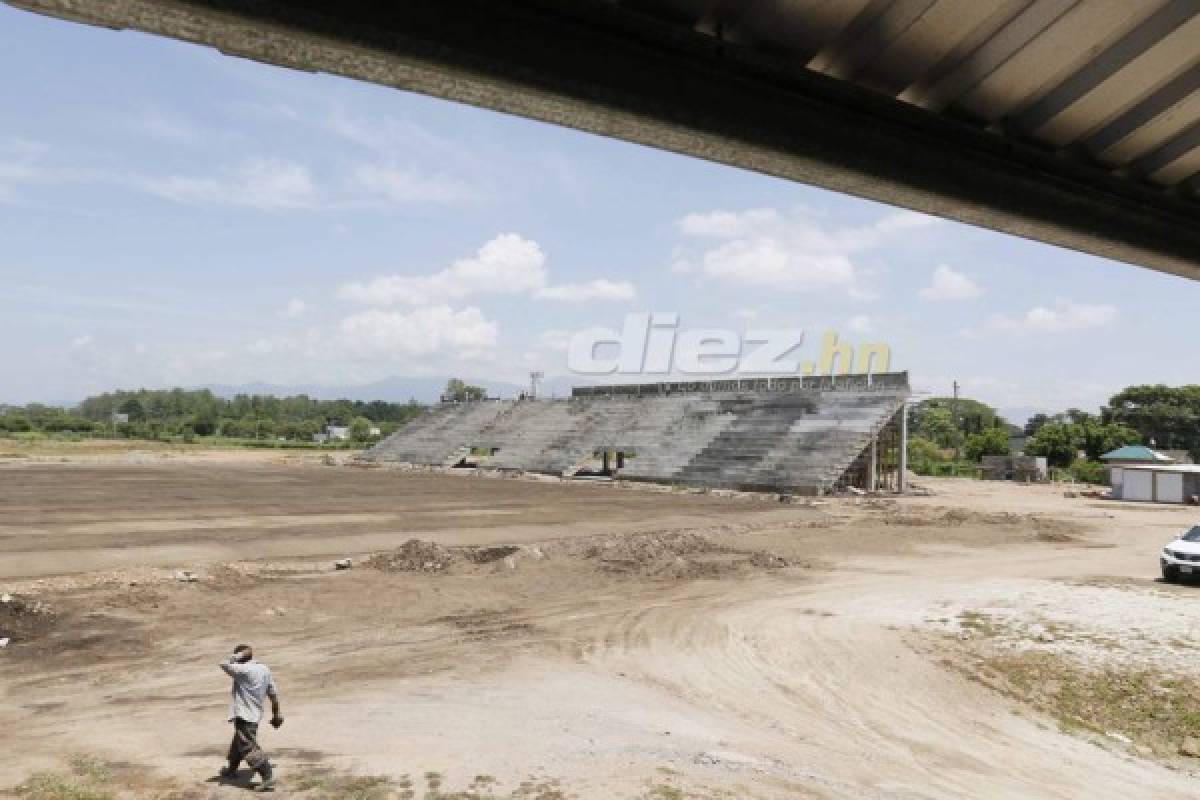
227, 717, 273, 779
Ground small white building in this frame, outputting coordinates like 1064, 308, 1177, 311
1110, 464, 1200, 504
326, 425, 350, 441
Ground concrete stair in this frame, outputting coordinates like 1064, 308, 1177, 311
366, 385, 908, 493
365, 401, 514, 465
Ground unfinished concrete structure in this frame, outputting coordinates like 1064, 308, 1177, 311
367, 373, 910, 495
12, 1, 1200, 280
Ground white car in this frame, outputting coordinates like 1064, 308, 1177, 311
1161, 526, 1200, 582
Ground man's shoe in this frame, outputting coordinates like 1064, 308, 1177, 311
218, 766, 239, 779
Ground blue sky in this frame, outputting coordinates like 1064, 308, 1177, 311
2, 5, 1197, 418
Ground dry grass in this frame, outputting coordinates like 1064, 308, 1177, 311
17, 755, 118, 800
970, 650, 1200, 758
13, 760, 753, 800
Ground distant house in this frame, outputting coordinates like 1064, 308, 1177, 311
312, 432, 329, 444
1110, 464, 1200, 504
326, 425, 350, 441
1099, 445, 1174, 466
369, 426, 381, 437
111, 412, 130, 424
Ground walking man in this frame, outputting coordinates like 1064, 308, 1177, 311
219, 644, 283, 791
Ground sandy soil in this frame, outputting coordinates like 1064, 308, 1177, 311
3, 457, 1200, 798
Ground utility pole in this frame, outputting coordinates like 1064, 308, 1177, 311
952, 380, 961, 461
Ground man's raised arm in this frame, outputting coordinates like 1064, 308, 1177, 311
220, 656, 249, 676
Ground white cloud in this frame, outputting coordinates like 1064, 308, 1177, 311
337, 306, 497, 357
281, 299, 308, 319
328, 109, 451, 157
145, 158, 318, 210
534, 279, 636, 302
351, 164, 476, 206
0, 139, 97, 201
534, 330, 572, 352
674, 207, 940, 292
339, 234, 547, 306
70, 334, 94, 348
130, 110, 202, 143
679, 208, 783, 238
989, 300, 1116, 333
846, 314, 873, 333
339, 234, 634, 307
919, 264, 983, 300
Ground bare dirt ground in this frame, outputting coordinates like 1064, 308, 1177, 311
4, 451, 1200, 799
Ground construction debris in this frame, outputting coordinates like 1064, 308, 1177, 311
334, 558, 353, 570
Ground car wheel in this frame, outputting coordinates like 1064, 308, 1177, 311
1162, 564, 1180, 583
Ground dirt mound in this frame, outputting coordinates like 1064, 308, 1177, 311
465, 545, 521, 564
574, 531, 793, 578
0, 594, 58, 652
367, 539, 458, 572
364, 532, 795, 581
881, 507, 1083, 540
883, 508, 997, 526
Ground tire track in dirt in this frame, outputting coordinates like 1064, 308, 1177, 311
582, 573, 1199, 799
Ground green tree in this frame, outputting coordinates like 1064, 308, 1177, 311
444, 378, 486, 402
965, 427, 1010, 462
1024, 413, 1052, 437
910, 406, 961, 450
909, 397, 1008, 453
1077, 419, 1140, 461
117, 396, 146, 422
1105, 384, 1200, 459
1025, 422, 1079, 468
906, 435, 945, 473
348, 416, 374, 442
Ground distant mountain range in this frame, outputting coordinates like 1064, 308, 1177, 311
202, 374, 582, 404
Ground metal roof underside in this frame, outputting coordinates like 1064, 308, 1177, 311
9, 0, 1200, 279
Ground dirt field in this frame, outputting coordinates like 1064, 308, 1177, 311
4, 452, 1200, 799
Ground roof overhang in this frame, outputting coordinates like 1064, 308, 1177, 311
8, 0, 1200, 279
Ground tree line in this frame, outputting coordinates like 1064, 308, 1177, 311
0, 388, 425, 443
908, 383, 1200, 480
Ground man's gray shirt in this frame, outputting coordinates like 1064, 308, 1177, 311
220, 659, 277, 723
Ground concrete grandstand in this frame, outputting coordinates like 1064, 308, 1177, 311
367, 372, 910, 495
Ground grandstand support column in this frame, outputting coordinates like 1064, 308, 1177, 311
898, 404, 908, 494
868, 438, 878, 492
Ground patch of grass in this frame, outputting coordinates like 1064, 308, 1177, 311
974, 650, 1200, 758
291, 769, 396, 799
18, 754, 122, 800
634, 784, 740, 800
66, 755, 113, 785
290, 769, 572, 800
957, 610, 1005, 638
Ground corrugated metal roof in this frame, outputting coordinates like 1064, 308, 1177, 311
1100, 445, 1173, 461
621, 0, 1200, 199
1115, 463, 1200, 472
